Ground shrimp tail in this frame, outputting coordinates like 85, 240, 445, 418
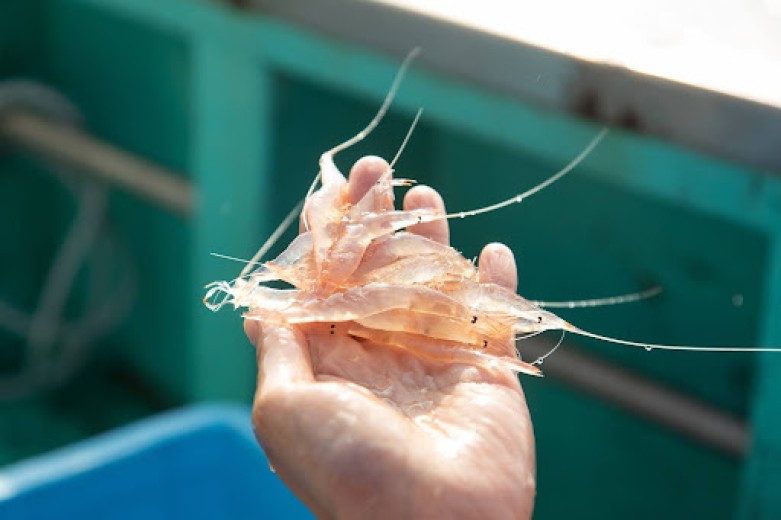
496, 356, 543, 377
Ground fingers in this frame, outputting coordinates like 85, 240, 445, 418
348, 155, 392, 206
403, 186, 449, 245
308, 155, 449, 246
300, 156, 392, 232
245, 319, 315, 395
478, 243, 518, 291
351, 155, 449, 245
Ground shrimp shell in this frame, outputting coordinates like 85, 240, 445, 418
206, 53, 781, 375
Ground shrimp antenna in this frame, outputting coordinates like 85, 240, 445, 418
566, 325, 781, 352
532, 330, 566, 365
515, 329, 545, 342
390, 108, 423, 168
210, 252, 263, 266
303, 47, 422, 205
534, 285, 662, 309
240, 198, 304, 278
326, 48, 421, 160
443, 127, 609, 220
367, 107, 423, 188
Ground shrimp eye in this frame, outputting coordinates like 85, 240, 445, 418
471, 315, 478, 324
537, 316, 543, 324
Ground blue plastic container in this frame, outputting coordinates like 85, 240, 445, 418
0, 405, 312, 519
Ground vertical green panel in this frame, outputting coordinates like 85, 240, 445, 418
740, 238, 781, 519
190, 39, 270, 401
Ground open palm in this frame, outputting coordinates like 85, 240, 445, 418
247, 157, 535, 519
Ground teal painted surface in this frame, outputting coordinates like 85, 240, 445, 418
434, 129, 763, 414
0, 158, 67, 378
0, 1, 49, 376
40, 0, 193, 400
0, 0, 43, 77
527, 379, 740, 519
0, 352, 167, 466
740, 240, 781, 520
189, 42, 270, 400
1, 0, 780, 518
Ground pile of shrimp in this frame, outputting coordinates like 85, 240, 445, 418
204, 51, 781, 376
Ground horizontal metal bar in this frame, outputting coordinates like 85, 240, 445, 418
0, 110, 194, 217
521, 338, 747, 457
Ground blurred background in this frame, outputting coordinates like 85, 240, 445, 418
1, 0, 780, 518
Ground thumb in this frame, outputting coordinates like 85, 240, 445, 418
245, 319, 315, 396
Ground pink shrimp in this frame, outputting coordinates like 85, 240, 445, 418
204, 50, 781, 377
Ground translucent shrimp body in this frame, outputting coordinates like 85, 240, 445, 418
205, 51, 781, 378
206, 138, 599, 377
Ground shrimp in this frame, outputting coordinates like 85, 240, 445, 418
204, 50, 781, 377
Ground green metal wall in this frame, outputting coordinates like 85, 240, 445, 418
2, 0, 780, 518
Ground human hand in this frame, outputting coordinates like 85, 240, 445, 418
246, 157, 535, 520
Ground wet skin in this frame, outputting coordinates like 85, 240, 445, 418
246, 156, 535, 520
